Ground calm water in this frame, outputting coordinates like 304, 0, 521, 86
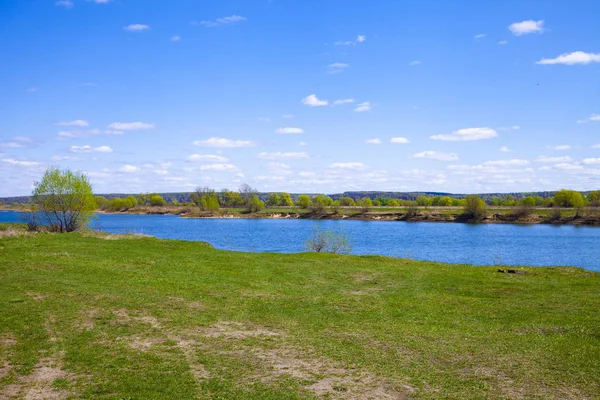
2, 210, 599, 271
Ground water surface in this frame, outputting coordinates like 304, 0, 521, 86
1, 210, 598, 271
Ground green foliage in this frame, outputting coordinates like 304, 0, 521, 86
389, 199, 400, 206
220, 189, 244, 207
372, 199, 381, 206
416, 196, 433, 207
339, 196, 356, 207
32, 167, 95, 232
192, 187, 220, 211
304, 226, 352, 254
267, 193, 281, 206
357, 197, 373, 212
137, 193, 151, 205
149, 194, 166, 207
125, 195, 138, 208
247, 195, 264, 213
279, 192, 294, 206
296, 194, 311, 209
463, 195, 487, 222
554, 189, 585, 208
437, 196, 453, 207
95, 196, 109, 209
589, 191, 600, 207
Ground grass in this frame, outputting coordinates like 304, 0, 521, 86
1, 229, 599, 399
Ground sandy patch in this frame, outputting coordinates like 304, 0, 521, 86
205, 322, 281, 339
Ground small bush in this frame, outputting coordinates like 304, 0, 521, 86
549, 206, 562, 222
20, 207, 42, 232
305, 226, 352, 254
510, 205, 534, 220
462, 195, 487, 222
404, 205, 419, 218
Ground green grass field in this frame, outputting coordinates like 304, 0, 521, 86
1, 227, 599, 399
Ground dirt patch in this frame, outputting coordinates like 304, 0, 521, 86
77, 307, 103, 331
128, 336, 166, 352
351, 273, 381, 283
205, 322, 281, 339
345, 289, 383, 296
26, 292, 47, 302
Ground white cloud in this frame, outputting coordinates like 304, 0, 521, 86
334, 41, 355, 46
409, 60, 421, 66
171, 35, 181, 42
0, 142, 24, 149
2, 158, 40, 167
119, 165, 138, 173
200, 163, 237, 171
298, 141, 308, 146
104, 130, 123, 135
509, 20, 544, 36
193, 137, 255, 148
282, 114, 294, 119
357, 35, 366, 43
483, 159, 529, 167
57, 129, 101, 138
26, 87, 38, 93
592, 144, 600, 149
366, 138, 381, 145
498, 40, 508, 45
390, 137, 409, 144
124, 24, 150, 32
275, 127, 304, 134
497, 125, 520, 131
547, 145, 571, 150
70, 145, 113, 153
583, 158, 600, 165
332, 98, 355, 106
88, 0, 111, 3
413, 151, 459, 162
329, 63, 349, 69
13, 136, 33, 143
577, 114, 600, 123
537, 51, 600, 65
267, 162, 290, 170
474, 33, 486, 39
258, 152, 309, 160
108, 122, 154, 130
430, 127, 497, 141
56, 119, 89, 127
536, 156, 572, 163
554, 163, 583, 170
55, 0, 73, 7
330, 162, 365, 170
301, 94, 328, 107
187, 154, 228, 162
197, 15, 246, 27
500, 146, 511, 152
354, 102, 371, 112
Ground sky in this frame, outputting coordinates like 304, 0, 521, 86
1, 0, 600, 196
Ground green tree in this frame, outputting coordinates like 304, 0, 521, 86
279, 192, 294, 206
124, 195, 138, 209
357, 197, 373, 213
137, 193, 151, 205
220, 189, 244, 207
416, 196, 433, 207
95, 196, 109, 209
339, 196, 356, 207
463, 195, 486, 221
588, 191, 600, 207
149, 194, 166, 206
372, 199, 382, 206
310, 194, 333, 213
193, 187, 220, 211
438, 196, 453, 207
248, 195, 264, 213
296, 194, 311, 209
554, 189, 585, 208
267, 193, 281, 206
32, 167, 96, 232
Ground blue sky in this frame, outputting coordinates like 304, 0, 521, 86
1, 0, 599, 196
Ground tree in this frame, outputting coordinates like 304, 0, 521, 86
463, 195, 486, 221
248, 195, 264, 213
372, 199, 382, 206
310, 194, 333, 213
220, 189, 244, 207
339, 196, 356, 207
416, 196, 433, 207
438, 196, 453, 207
150, 194, 166, 206
554, 189, 585, 208
589, 191, 600, 207
267, 193, 281, 206
296, 194, 311, 209
95, 196, 109, 209
32, 167, 96, 232
239, 184, 260, 212
125, 195, 138, 208
137, 193, 151, 205
193, 187, 220, 211
280, 192, 294, 206
357, 197, 372, 213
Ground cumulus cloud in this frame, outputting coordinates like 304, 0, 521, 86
413, 151, 459, 162
509, 20, 544, 36
536, 156, 572, 163
197, 15, 246, 27
200, 163, 237, 171
187, 154, 228, 162
275, 127, 304, 134
70, 145, 113, 153
58, 129, 101, 138
390, 137, 409, 144
108, 122, 155, 130
2, 158, 40, 167
193, 137, 255, 148
0, 142, 24, 149
583, 158, 600, 165
327, 63, 349, 74
537, 51, 600, 65
577, 114, 600, 123
354, 102, 371, 112
301, 94, 328, 107
366, 138, 381, 145
483, 159, 529, 167
258, 152, 309, 160
124, 24, 150, 32
119, 165, 138, 173
332, 98, 355, 106
56, 120, 89, 127
330, 162, 365, 170
430, 127, 497, 141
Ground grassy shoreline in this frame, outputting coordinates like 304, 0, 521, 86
1, 228, 599, 399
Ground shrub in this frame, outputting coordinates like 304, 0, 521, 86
357, 197, 372, 213
339, 197, 356, 207
404, 205, 419, 218
296, 194, 311, 209
20, 206, 41, 232
510, 205, 534, 220
554, 189, 585, 208
463, 195, 487, 222
305, 226, 352, 254
437, 196, 453, 207
149, 194, 166, 206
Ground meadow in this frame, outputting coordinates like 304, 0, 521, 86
1, 224, 599, 399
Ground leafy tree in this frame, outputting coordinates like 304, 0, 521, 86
554, 189, 585, 208
296, 194, 311, 209
267, 193, 281, 206
389, 199, 400, 206
239, 184, 260, 212
452, 198, 464, 207
372, 199, 382, 206
280, 192, 294, 206
431, 196, 442, 206
357, 197, 372, 213
520, 196, 537, 207
125, 195, 138, 208
95, 196, 109, 209
32, 167, 96, 232
193, 187, 220, 211
339, 196, 356, 207
463, 195, 487, 221
248, 195, 264, 213
437, 196, 453, 207
220, 189, 244, 207
310, 194, 333, 213
137, 193, 151, 205
149, 194, 166, 206
589, 191, 600, 207
416, 196, 433, 207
